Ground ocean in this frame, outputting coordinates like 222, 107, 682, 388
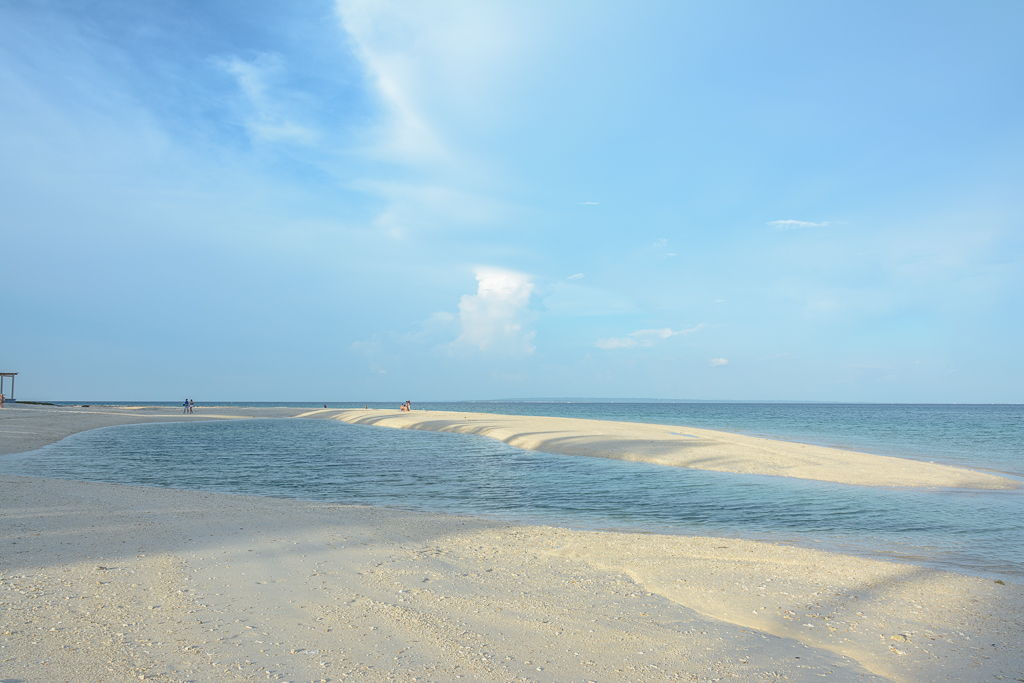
5, 402, 1023, 581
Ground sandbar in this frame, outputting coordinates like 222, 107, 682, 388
306, 408, 1018, 489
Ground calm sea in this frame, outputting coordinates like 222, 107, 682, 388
8, 402, 1023, 581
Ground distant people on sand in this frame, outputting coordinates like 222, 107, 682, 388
184, 399, 194, 414
0, 393, 5, 409
399, 400, 412, 412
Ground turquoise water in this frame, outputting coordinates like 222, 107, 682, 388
2, 412, 1022, 582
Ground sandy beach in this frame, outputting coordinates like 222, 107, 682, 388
1, 404, 1022, 682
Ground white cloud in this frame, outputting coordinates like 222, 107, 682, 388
217, 54, 317, 144
768, 219, 831, 230
580, 201, 599, 205
334, 2, 446, 164
710, 358, 729, 366
454, 267, 536, 354
333, 2, 524, 234
335, 0, 518, 166
567, 273, 584, 280
595, 324, 703, 350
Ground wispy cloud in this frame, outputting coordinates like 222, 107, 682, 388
580, 201, 599, 205
767, 219, 831, 230
350, 178, 505, 237
217, 54, 317, 144
710, 357, 729, 366
333, 2, 449, 164
567, 273, 584, 280
335, 0, 517, 167
595, 324, 703, 350
333, 1, 521, 236
454, 267, 536, 354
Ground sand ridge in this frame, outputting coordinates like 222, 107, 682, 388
311, 408, 1018, 490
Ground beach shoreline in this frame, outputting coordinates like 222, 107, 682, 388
2, 403, 1022, 682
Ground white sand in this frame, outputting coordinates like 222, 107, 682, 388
1, 404, 1022, 682
309, 408, 1018, 489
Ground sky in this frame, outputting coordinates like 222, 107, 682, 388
1, 0, 1022, 403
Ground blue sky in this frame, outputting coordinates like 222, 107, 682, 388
1, 0, 1022, 402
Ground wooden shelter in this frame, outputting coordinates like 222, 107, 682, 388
1, 372, 17, 401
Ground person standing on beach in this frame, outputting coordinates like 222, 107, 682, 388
183, 399, 189, 414
1, 393, 4, 409
189, 399, 195, 414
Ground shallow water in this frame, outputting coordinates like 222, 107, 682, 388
3, 417, 1022, 581
55, 401, 1024, 475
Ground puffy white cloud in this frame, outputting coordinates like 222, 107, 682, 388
455, 267, 536, 354
710, 357, 729, 366
595, 324, 703, 350
767, 219, 831, 230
